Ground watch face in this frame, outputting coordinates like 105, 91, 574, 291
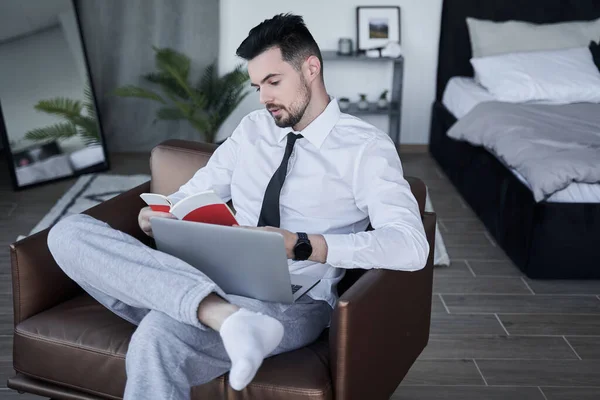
294, 242, 312, 260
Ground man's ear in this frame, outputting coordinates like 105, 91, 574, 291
303, 55, 321, 83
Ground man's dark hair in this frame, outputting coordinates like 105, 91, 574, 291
236, 13, 323, 77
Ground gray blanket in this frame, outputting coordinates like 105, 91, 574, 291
447, 102, 600, 202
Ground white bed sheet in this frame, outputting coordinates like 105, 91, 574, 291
442, 77, 496, 119
441, 77, 600, 203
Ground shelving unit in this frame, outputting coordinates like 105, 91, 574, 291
321, 50, 404, 145
344, 101, 400, 116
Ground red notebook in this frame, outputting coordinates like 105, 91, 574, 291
140, 190, 238, 226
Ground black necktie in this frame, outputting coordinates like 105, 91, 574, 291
257, 132, 303, 227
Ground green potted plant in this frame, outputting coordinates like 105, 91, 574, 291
113, 46, 251, 144
377, 89, 389, 109
23, 85, 101, 146
338, 97, 350, 111
357, 93, 369, 110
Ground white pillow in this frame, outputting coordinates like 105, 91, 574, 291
470, 47, 600, 104
467, 17, 600, 58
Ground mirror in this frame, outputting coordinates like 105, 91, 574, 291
0, 0, 109, 190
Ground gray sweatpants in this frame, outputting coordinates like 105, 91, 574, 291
47, 214, 332, 400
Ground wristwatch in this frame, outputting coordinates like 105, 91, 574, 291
293, 232, 312, 261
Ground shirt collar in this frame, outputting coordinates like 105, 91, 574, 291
277, 96, 340, 149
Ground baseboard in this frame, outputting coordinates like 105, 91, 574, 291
397, 144, 429, 153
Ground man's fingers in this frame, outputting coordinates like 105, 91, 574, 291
140, 207, 176, 219
140, 221, 153, 236
148, 211, 177, 219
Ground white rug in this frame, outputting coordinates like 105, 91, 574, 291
426, 187, 451, 267
24, 173, 151, 238
23, 174, 451, 267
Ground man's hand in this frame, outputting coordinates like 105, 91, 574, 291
233, 225, 328, 263
138, 206, 177, 237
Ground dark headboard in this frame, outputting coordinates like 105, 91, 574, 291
435, 0, 600, 101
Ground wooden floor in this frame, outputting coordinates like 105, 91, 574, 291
1, 151, 599, 399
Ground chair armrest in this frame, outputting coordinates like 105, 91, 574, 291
11, 180, 152, 325
329, 212, 436, 400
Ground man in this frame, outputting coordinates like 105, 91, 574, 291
47, 13, 429, 400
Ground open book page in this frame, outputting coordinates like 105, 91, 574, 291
139, 193, 172, 213
141, 190, 237, 226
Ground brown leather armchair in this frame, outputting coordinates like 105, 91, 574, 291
8, 139, 435, 400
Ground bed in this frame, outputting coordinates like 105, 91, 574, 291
429, 0, 600, 279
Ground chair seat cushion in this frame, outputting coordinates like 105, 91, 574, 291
13, 294, 333, 399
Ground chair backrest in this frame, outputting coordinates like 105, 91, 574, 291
150, 140, 218, 195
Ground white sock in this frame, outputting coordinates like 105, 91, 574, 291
219, 308, 284, 391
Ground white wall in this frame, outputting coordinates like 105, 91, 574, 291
0, 25, 87, 153
59, 8, 88, 85
218, 0, 442, 144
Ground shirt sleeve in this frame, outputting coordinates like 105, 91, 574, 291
322, 136, 430, 271
167, 122, 243, 204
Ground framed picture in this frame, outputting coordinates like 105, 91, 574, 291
356, 6, 401, 52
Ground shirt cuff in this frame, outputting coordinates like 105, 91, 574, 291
322, 234, 355, 268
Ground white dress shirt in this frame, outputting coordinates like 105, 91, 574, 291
168, 98, 430, 308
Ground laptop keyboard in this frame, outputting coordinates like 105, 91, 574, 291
291, 284, 303, 294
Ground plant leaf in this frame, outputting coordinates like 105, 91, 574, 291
24, 122, 78, 142
83, 83, 97, 120
77, 123, 101, 145
152, 46, 195, 101
34, 98, 82, 119
188, 115, 210, 134
193, 62, 249, 141
196, 62, 218, 108
208, 70, 250, 135
114, 48, 251, 143
112, 85, 166, 104
173, 100, 194, 117
189, 89, 208, 110
153, 46, 191, 82
144, 72, 189, 100
70, 115, 99, 140
156, 107, 185, 120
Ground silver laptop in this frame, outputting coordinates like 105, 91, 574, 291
150, 217, 320, 303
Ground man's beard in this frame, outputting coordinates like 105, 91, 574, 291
268, 79, 310, 128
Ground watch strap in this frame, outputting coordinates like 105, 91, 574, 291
293, 232, 312, 261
